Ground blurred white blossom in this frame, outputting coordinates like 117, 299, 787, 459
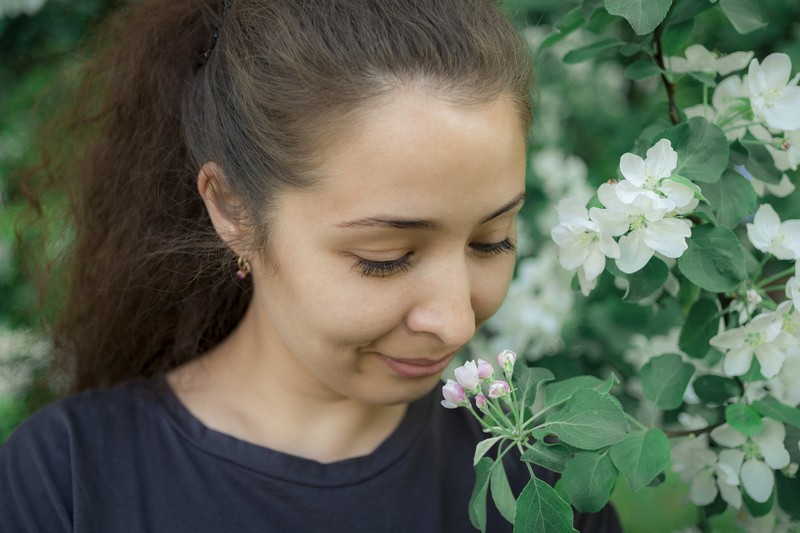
0, 0, 46, 17
666, 44, 753, 76
484, 247, 574, 359
711, 419, 791, 503
684, 75, 752, 141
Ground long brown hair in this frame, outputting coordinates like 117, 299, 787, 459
34, 0, 534, 392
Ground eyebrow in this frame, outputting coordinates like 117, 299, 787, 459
334, 192, 526, 230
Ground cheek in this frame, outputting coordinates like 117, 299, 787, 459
473, 258, 516, 324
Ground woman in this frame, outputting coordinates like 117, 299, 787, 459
1, 0, 620, 531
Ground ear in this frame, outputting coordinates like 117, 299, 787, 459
197, 162, 246, 253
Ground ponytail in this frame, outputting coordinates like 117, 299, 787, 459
41, 0, 248, 392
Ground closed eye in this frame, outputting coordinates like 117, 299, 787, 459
470, 238, 516, 256
352, 254, 412, 277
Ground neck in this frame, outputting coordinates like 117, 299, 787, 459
168, 303, 408, 463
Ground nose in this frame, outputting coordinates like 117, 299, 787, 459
404, 259, 477, 348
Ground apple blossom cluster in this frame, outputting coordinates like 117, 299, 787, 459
679, 48, 800, 197
441, 350, 516, 411
551, 138, 697, 294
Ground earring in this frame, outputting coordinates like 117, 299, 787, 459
236, 255, 251, 279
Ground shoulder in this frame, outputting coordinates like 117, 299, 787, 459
0, 378, 163, 532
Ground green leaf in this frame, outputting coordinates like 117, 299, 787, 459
521, 441, 572, 473
604, 0, 672, 34
490, 461, 517, 525
752, 397, 800, 429
700, 169, 757, 229
640, 353, 694, 409
678, 298, 720, 358
693, 375, 742, 404
624, 60, 662, 81
469, 457, 493, 532
677, 225, 747, 293
659, 117, 729, 183
563, 38, 625, 64
623, 256, 669, 303
533, 389, 628, 450
513, 363, 555, 409
560, 452, 618, 513
776, 471, 800, 520
725, 403, 762, 436
610, 429, 671, 492
474, 436, 504, 466
661, 18, 695, 55
740, 140, 783, 184
540, 8, 586, 50
544, 375, 609, 409
667, 0, 714, 24
719, 0, 767, 34
514, 476, 578, 533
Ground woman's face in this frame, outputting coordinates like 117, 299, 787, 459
249, 89, 526, 406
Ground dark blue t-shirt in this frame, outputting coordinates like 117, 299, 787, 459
1, 377, 621, 532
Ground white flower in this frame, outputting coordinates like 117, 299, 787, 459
747, 53, 800, 132
787, 262, 800, 312
591, 183, 692, 274
615, 139, 698, 212
666, 45, 753, 76
746, 204, 800, 260
454, 361, 480, 392
551, 198, 620, 289
710, 311, 796, 378
711, 420, 791, 503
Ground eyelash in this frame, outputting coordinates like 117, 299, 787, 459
353, 238, 517, 278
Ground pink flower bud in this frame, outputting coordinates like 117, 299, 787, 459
488, 380, 511, 399
441, 379, 467, 408
475, 394, 488, 412
454, 361, 480, 391
497, 350, 517, 368
476, 359, 494, 381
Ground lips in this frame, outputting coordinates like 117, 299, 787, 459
378, 352, 455, 378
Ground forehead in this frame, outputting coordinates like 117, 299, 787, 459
279, 89, 527, 228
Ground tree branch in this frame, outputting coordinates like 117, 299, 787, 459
654, 26, 680, 125
665, 421, 724, 438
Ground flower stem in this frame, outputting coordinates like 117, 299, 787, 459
757, 265, 796, 289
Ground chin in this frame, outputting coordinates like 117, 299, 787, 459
360, 375, 442, 406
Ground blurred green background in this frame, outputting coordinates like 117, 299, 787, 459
2, 1, 800, 531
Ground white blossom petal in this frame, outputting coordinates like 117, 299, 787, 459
716, 51, 755, 75
617, 230, 654, 274
690, 469, 718, 506
619, 153, 647, 186
646, 139, 678, 178
711, 424, 748, 448
723, 345, 754, 376
740, 459, 774, 503
644, 218, 692, 258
